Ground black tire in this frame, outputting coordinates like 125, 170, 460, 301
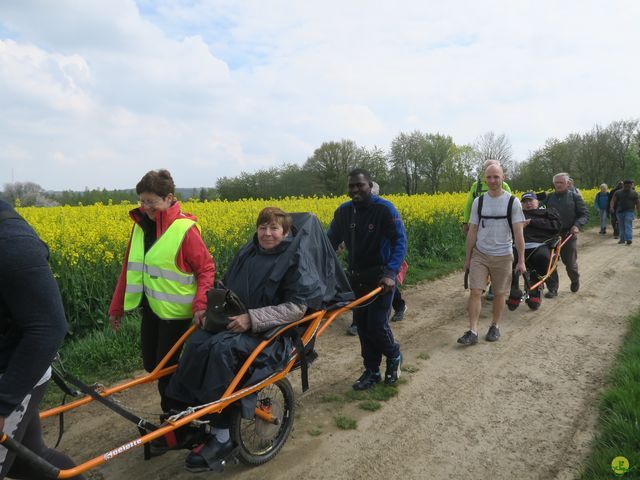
230, 377, 295, 466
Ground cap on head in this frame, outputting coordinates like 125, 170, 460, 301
521, 191, 537, 201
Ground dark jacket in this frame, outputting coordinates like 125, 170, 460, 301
544, 190, 588, 234
607, 186, 622, 212
523, 208, 562, 244
0, 200, 67, 416
327, 196, 407, 280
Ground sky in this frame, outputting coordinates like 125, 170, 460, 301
1, 1, 639, 191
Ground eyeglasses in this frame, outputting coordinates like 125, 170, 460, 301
138, 197, 165, 207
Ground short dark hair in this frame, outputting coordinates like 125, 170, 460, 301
136, 169, 175, 197
256, 207, 292, 234
348, 168, 371, 182
623, 179, 634, 185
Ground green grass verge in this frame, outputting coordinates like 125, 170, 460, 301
43, 315, 142, 408
580, 312, 640, 479
403, 256, 464, 285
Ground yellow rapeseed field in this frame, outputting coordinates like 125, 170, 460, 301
16, 189, 597, 332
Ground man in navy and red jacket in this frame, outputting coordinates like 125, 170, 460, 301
327, 168, 407, 390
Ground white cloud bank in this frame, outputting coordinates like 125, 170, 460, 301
1, 0, 639, 190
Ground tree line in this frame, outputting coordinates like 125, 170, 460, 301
512, 120, 640, 190
3, 119, 639, 206
216, 131, 514, 200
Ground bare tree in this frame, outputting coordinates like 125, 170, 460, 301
2, 182, 58, 207
473, 131, 514, 177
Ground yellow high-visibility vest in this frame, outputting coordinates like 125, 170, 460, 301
124, 218, 199, 319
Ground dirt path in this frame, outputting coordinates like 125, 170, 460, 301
44, 225, 640, 480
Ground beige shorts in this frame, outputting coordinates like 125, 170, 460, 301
468, 248, 513, 295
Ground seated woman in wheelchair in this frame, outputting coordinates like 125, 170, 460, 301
164, 207, 352, 472
507, 192, 562, 310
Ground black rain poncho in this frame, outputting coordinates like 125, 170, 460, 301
166, 213, 354, 417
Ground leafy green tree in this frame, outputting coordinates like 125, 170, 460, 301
440, 144, 476, 192
355, 146, 389, 190
303, 140, 359, 195
421, 133, 455, 193
390, 131, 425, 195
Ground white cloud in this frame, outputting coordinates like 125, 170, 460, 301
1, 0, 640, 190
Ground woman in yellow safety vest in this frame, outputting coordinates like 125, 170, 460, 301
108, 169, 215, 412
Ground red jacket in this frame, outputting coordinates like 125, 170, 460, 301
109, 201, 215, 318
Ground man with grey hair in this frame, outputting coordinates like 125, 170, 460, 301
543, 172, 588, 297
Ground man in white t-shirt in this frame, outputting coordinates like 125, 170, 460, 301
458, 163, 526, 345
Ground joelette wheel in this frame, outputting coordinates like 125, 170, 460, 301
230, 377, 295, 466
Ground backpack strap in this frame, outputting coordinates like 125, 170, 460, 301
478, 194, 516, 240
506, 195, 515, 240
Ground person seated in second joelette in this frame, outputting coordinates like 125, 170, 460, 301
507, 192, 561, 311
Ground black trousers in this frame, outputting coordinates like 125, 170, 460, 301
546, 236, 578, 292
353, 289, 400, 371
512, 245, 551, 294
141, 299, 192, 412
391, 286, 405, 312
0, 382, 86, 480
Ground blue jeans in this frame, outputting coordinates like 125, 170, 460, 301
617, 210, 635, 241
598, 208, 608, 231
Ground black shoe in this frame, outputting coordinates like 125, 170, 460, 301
544, 290, 557, 299
570, 280, 580, 293
485, 325, 500, 342
457, 330, 478, 345
506, 288, 522, 311
618, 239, 625, 244
149, 420, 206, 458
526, 295, 541, 310
352, 369, 381, 390
185, 436, 236, 473
391, 305, 407, 322
627, 241, 632, 245
384, 353, 403, 385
